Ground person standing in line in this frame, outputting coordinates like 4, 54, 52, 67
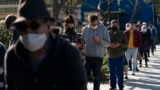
142, 22, 151, 57
148, 22, 157, 55
139, 25, 151, 67
4, 14, 19, 45
124, 21, 142, 75
62, 14, 85, 64
82, 14, 110, 90
4, 0, 87, 90
107, 20, 128, 90
123, 23, 130, 80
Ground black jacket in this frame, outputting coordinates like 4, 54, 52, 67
4, 33, 87, 90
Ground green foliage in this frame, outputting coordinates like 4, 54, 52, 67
101, 54, 109, 79
0, 20, 12, 48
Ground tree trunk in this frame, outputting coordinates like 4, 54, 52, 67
52, 0, 69, 24
107, 0, 111, 21
131, 0, 139, 21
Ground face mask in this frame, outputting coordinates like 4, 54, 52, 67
66, 27, 76, 35
9, 26, 16, 34
126, 27, 130, 30
111, 26, 118, 31
141, 28, 147, 33
130, 26, 135, 29
19, 33, 47, 52
91, 25, 98, 29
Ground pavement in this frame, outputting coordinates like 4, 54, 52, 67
88, 45, 160, 90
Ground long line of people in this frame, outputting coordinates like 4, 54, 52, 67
0, 4, 157, 89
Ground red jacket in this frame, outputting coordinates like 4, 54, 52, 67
124, 30, 142, 48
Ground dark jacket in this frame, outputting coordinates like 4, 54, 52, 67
4, 33, 87, 90
140, 29, 151, 51
0, 42, 5, 90
124, 29, 142, 48
107, 30, 128, 58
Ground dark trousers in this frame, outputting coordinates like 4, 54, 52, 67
150, 39, 156, 53
139, 49, 148, 67
108, 56, 124, 89
85, 56, 103, 90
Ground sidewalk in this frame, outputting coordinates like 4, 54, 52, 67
88, 45, 160, 90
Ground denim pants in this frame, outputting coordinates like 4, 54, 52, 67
85, 56, 103, 90
125, 48, 138, 73
108, 56, 124, 89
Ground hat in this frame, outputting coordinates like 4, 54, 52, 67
14, 0, 51, 24
4, 14, 17, 29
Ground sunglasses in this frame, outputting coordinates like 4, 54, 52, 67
14, 20, 46, 32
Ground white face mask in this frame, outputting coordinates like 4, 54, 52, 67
91, 25, 98, 29
126, 27, 130, 30
19, 33, 47, 52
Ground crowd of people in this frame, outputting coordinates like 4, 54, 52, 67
0, 0, 158, 90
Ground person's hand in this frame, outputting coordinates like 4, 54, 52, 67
109, 43, 120, 48
92, 36, 100, 43
71, 43, 82, 48
109, 44, 116, 48
115, 43, 120, 48
71, 43, 77, 47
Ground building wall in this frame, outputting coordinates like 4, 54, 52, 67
81, 0, 154, 30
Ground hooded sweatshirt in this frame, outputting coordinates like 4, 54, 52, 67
82, 23, 110, 57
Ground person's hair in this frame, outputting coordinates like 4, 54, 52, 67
4, 14, 17, 29
111, 20, 119, 24
64, 14, 75, 26
88, 14, 99, 23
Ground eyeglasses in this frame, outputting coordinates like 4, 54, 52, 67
14, 21, 45, 32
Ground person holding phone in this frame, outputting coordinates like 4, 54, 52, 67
82, 14, 110, 90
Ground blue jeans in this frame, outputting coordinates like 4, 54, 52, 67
108, 56, 124, 89
85, 56, 103, 90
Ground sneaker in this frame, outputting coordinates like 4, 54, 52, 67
124, 76, 128, 79
109, 87, 117, 90
119, 88, 124, 90
136, 68, 139, 71
132, 73, 135, 75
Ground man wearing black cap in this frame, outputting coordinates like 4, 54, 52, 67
4, 0, 87, 90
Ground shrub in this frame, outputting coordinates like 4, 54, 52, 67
0, 20, 12, 48
101, 54, 109, 80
